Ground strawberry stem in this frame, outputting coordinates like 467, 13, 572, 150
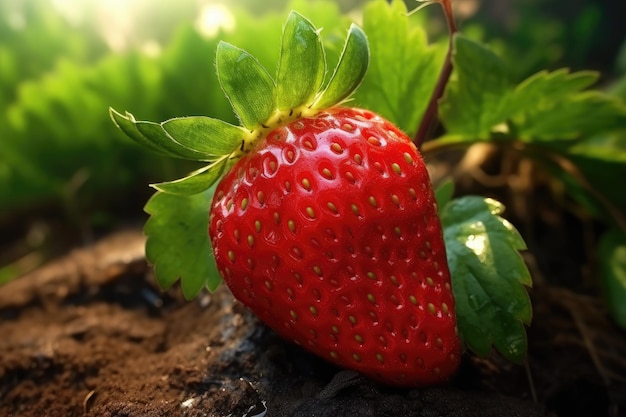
413, 0, 458, 149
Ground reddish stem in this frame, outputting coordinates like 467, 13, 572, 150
413, 0, 458, 150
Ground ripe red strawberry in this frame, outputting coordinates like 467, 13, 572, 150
112, 11, 463, 387
209, 107, 461, 386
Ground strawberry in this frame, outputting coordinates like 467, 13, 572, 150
209, 106, 460, 386
112, 11, 462, 386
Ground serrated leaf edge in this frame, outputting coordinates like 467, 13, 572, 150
442, 196, 533, 363
143, 187, 221, 299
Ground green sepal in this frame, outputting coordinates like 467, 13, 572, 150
598, 229, 626, 329
216, 41, 276, 130
110, 108, 167, 156
161, 117, 245, 159
110, 108, 208, 160
312, 23, 369, 109
152, 156, 229, 196
441, 196, 532, 363
144, 187, 221, 299
111, 109, 244, 161
276, 11, 325, 110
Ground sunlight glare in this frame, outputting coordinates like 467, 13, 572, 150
196, 3, 235, 39
466, 233, 488, 259
52, 0, 142, 51
7, 11, 26, 30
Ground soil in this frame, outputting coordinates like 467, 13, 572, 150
1, 149, 626, 417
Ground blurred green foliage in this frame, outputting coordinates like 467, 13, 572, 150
1, 0, 623, 218
442, 0, 625, 80
0, 0, 354, 216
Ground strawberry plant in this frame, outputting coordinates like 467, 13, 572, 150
110, 0, 626, 386
109, 1, 531, 387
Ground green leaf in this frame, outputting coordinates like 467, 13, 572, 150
500, 68, 626, 140
110, 109, 213, 161
504, 69, 599, 118
439, 35, 512, 139
216, 41, 276, 130
439, 60, 626, 142
598, 229, 626, 329
152, 157, 229, 196
354, 0, 446, 136
161, 116, 244, 158
312, 23, 369, 110
441, 196, 532, 363
517, 91, 626, 140
276, 11, 325, 110
144, 187, 221, 299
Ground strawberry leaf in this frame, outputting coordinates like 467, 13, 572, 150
441, 196, 532, 363
354, 0, 446, 136
216, 41, 276, 130
598, 229, 626, 329
516, 91, 626, 140
502, 69, 626, 141
504, 69, 599, 118
439, 35, 512, 139
276, 11, 325, 110
152, 157, 229, 196
312, 23, 369, 110
144, 187, 221, 299
439, 39, 626, 142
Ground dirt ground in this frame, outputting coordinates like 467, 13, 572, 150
0, 228, 624, 417
1, 150, 626, 417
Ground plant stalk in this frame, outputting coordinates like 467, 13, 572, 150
413, 0, 458, 150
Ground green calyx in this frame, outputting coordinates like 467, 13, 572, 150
110, 11, 369, 196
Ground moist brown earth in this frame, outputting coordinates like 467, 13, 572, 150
1, 226, 625, 417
